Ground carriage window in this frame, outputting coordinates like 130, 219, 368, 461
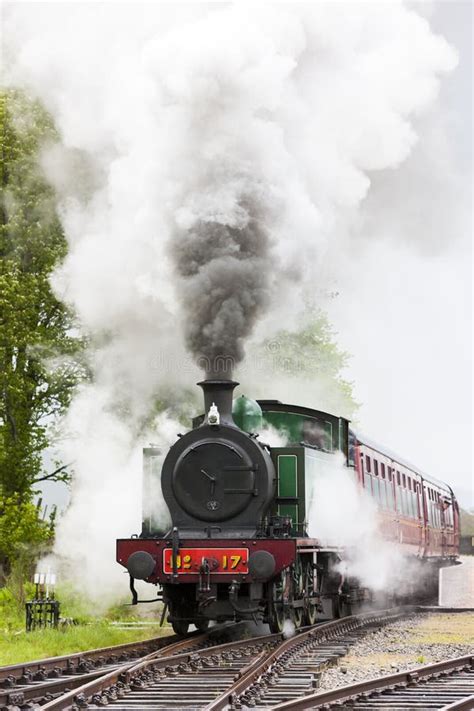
448, 505, 454, 526
365, 455, 371, 473
374, 460, 379, 476
402, 473, 406, 487
408, 477, 412, 491
396, 471, 401, 485
381, 463, 386, 478
388, 467, 392, 482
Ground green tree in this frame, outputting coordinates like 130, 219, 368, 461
0, 90, 82, 505
0, 494, 55, 590
256, 309, 359, 420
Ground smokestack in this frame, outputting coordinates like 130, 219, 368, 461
198, 377, 238, 427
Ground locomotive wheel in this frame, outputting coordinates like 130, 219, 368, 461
195, 618, 210, 632
292, 560, 304, 629
172, 619, 189, 635
268, 575, 285, 633
303, 560, 318, 626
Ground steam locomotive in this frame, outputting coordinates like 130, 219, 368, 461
117, 376, 459, 634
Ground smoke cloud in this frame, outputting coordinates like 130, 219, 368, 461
171, 201, 272, 364
2, 2, 460, 597
307, 455, 406, 592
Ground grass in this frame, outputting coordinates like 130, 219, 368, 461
0, 623, 169, 666
0, 582, 170, 666
340, 613, 474, 674
405, 613, 474, 646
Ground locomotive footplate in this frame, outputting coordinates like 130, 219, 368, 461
117, 537, 296, 584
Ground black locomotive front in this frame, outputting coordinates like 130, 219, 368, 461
117, 375, 299, 634
161, 378, 275, 538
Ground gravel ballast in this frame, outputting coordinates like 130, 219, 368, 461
319, 612, 474, 690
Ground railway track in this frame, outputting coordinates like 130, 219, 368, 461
34, 607, 414, 711
0, 625, 238, 711
270, 655, 474, 710
4, 607, 471, 711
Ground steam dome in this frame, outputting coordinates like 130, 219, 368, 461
232, 395, 263, 433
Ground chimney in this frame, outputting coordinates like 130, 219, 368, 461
198, 377, 238, 427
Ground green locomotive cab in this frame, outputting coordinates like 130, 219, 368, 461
258, 400, 350, 537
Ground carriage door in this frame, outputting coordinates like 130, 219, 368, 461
440, 497, 448, 557
416, 481, 424, 556
422, 483, 430, 555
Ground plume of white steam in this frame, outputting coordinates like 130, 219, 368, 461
2, 3, 457, 599
308, 454, 407, 592
259, 424, 289, 448
282, 618, 296, 639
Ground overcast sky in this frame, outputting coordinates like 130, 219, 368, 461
326, 0, 472, 508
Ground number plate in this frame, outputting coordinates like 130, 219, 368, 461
163, 547, 249, 575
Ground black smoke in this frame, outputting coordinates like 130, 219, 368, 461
170, 198, 271, 368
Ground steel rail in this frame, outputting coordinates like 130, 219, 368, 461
39, 631, 281, 711
441, 695, 474, 710
268, 654, 474, 710
0, 631, 180, 685
0, 633, 209, 709
0, 668, 107, 710
0, 620, 243, 690
0, 629, 226, 710
13, 605, 467, 711
204, 606, 412, 711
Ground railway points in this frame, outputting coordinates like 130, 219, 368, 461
0, 625, 236, 711
29, 607, 411, 711
2, 607, 473, 711
269, 655, 474, 710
